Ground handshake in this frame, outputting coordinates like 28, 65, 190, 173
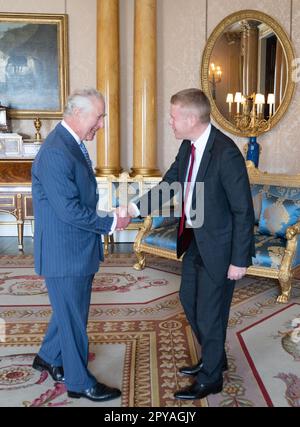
114, 203, 138, 231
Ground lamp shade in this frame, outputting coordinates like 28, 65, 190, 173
226, 93, 233, 103
255, 93, 265, 104
234, 92, 242, 103
267, 93, 275, 104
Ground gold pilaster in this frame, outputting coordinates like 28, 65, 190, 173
96, 0, 122, 177
131, 0, 160, 177
241, 22, 258, 96
246, 25, 258, 96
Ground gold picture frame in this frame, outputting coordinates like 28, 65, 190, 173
0, 12, 69, 119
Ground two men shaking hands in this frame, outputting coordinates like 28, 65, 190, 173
114, 203, 138, 231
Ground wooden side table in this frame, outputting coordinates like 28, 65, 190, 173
0, 159, 33, 250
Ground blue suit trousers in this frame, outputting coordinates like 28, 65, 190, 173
38, 275, 97, 391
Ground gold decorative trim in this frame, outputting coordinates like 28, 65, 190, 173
246, 161, 300, 186
126, 222, 142, 230
0, 183, 32, 187
246, 266, 279, 279
24, 196, 33, 219
95, 167, 123, 177
133, 216, 153, 270
139, 243, 179, 261
0, 160, 33, 163
0, 196, 14, 207
0, 13, 69, 119
130, 168, 162, 178
201, 10, 295, 137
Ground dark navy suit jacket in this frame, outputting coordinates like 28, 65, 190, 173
32, 123, 113, 277
137, 125, 255, 282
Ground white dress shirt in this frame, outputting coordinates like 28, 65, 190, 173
184, 123, 211, 226
129, 124, 211, 228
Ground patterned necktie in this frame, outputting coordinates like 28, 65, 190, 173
179, 143, 196, 237
79, 141, 94, 173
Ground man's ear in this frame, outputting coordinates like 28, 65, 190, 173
188, 112, 198, 127
73, 107, 81, 118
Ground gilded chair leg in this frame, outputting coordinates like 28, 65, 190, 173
104, 235, 109, 256
110, 234, 115, 253
277, 278, 292, 303
133, 250, 146, 270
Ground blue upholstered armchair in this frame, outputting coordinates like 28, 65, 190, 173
133, 161, 300, 303
96, 173, 161, 255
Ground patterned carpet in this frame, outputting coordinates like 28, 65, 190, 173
0, 254, 201, 407
0, 253, 300, 407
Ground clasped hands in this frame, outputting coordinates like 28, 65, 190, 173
115, 203, 137, 231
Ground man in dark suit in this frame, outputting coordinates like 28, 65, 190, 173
129, 88, 255, 400
31, 88, 129, 402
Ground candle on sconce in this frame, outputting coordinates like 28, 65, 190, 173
216, 65, 222, 79
226, 93, 233, 113
234, 92, 242, 114
267, 93, 275, 117
241, 95, 246, 113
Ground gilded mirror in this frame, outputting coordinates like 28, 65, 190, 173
201, 10, 295, 137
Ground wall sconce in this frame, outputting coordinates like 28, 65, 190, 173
209, 63, 222, 100
226, 91, 275, 167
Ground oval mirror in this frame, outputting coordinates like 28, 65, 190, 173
201, 10, 295, 137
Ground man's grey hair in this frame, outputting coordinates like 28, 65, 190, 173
64, 88, 105, 117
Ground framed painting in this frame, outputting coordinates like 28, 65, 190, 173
0, 13, 69, 119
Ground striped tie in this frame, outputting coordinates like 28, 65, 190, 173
79, 141, 93, 173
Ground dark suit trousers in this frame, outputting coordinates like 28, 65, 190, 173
179, 236, 235, 384
38, 275, 97, 392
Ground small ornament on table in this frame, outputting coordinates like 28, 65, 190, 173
34, 118, 42, 141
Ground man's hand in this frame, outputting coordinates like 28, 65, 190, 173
227, 264, 247, 281
115, 206, 131, 230
127, 202, 139, 218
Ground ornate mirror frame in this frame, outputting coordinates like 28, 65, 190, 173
201, 10, 295, 137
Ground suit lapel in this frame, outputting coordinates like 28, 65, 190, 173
191, 125, 216, 207
57, 124, 97, 183
195, 125, 216, 183
179, 140, 192, 184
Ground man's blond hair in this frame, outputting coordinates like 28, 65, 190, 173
171, 88, 211, 124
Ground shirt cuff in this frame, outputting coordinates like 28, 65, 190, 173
129, 202, 140, 217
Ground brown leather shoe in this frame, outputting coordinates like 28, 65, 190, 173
68, 382, 121, 402
32, 354, 65, 383
174, 379, 223, 400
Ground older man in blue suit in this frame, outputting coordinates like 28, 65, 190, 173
31, 88, 128, 402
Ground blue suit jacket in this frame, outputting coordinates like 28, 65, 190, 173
32, 123, 113, 277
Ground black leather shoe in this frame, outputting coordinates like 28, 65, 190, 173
179, 358, 228, 376
32, 355, 65, 383
67, 382, 121, 402
174, 379, 223, 400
